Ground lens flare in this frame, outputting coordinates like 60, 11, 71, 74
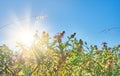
8, 12, 49, 48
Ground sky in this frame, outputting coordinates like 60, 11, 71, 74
0, 0, 120, 49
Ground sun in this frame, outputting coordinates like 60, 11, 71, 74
8, 13, 48, 48
8, 13, 37, 47
16, 29, 34, 47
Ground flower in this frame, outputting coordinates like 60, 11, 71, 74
12, 55, 17, 62
54, 32, 64, 40
102, 42, 107, 46
102, 42, 108, 49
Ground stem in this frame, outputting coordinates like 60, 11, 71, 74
30, 65, 38, 75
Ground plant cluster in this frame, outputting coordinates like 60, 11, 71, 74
0, 31, 120, 76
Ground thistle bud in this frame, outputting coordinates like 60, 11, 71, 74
94, 45, 98, 50
79, 39, 83, 45
70, 32, 76, 38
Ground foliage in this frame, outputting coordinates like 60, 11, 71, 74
0, 31, 120, 76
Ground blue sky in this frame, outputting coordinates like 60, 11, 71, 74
0, 0, 120, 48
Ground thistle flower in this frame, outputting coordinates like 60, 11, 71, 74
102, 42, 107, 45
54, 33, 62, 39
12, 55, 17, 62
102, 42, 107, 47
54, 31, 65, 40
